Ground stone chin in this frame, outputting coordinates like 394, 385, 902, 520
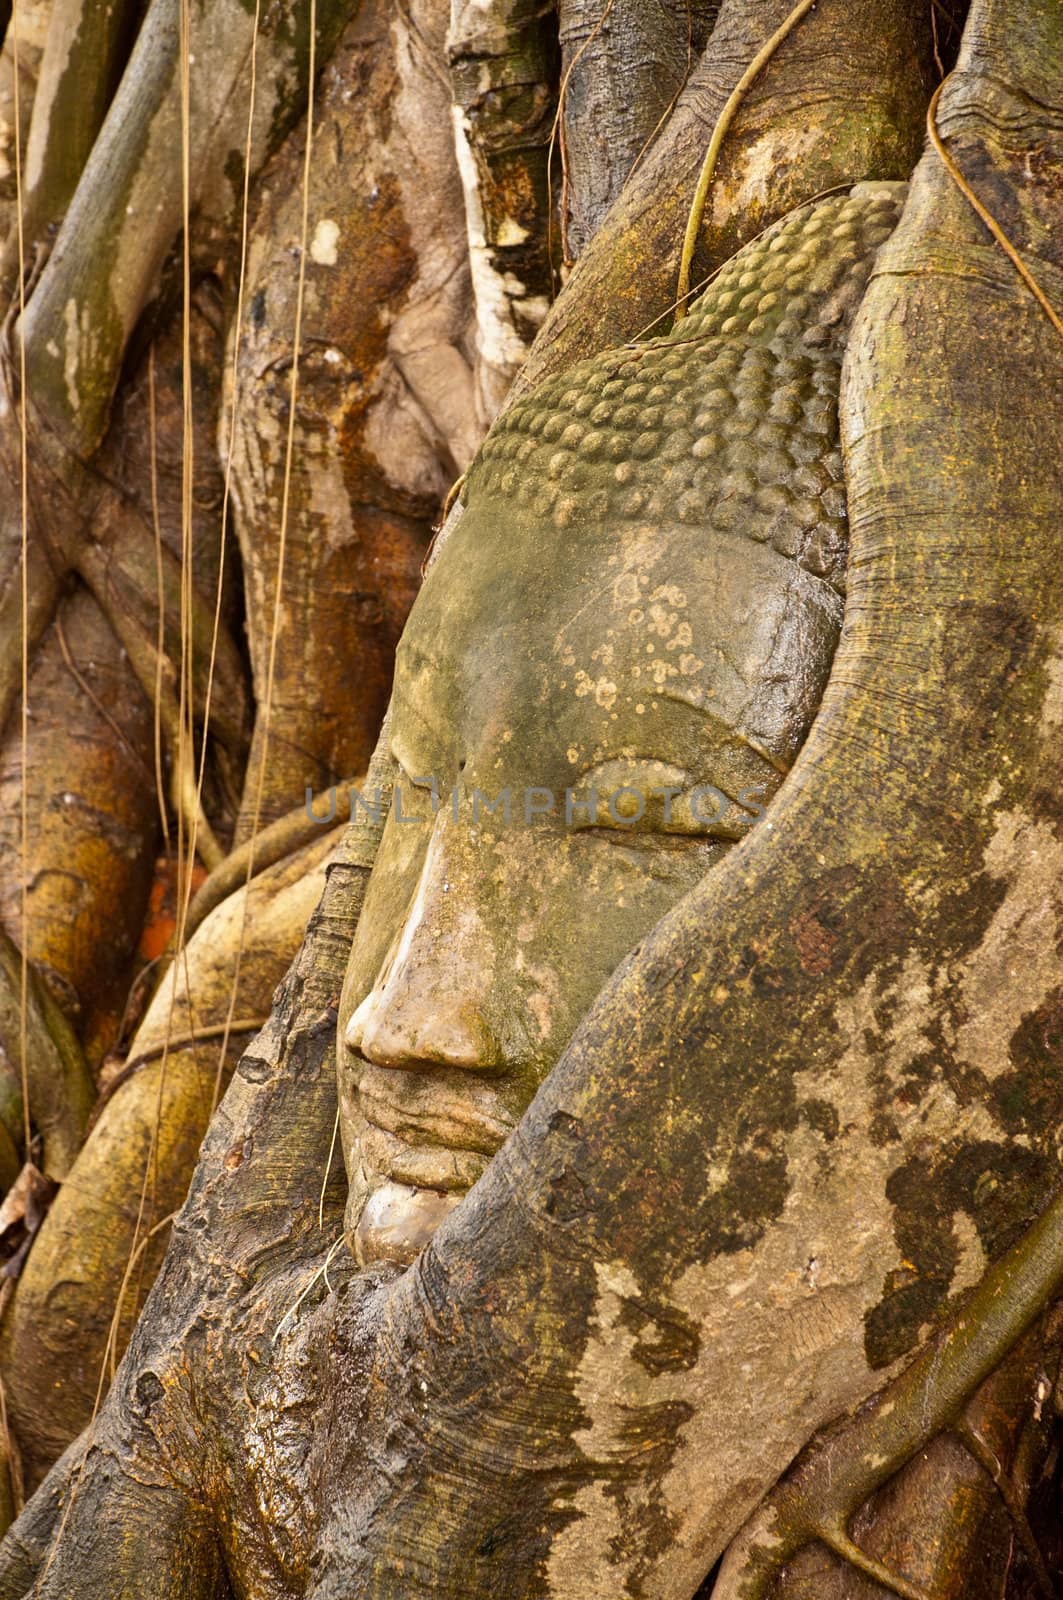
348, 1178, 465, 1267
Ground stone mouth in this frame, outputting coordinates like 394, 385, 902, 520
357, 1119, 489, 1192
354, 1060, 517, 1158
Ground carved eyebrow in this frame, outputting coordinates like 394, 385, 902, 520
653, 683, 794, 776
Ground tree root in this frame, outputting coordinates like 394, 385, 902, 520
0, 0, 139, 295
179, 777, 358, 947
712, 1184, 1063, 1599
0, 825, 340, 1487
0, 1435, 83, 1591
952, 1416, 1058, 1600
76, 539, 225, 871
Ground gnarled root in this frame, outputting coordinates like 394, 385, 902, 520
712, 1187, 1063, 1599
0, 824, 341, 1490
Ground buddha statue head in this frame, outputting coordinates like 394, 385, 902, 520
338, 182, 905, 1267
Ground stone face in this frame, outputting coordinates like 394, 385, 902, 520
336, 184, 911, 1272
467, 182, 908, 599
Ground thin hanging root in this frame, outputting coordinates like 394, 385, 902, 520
272, 1233, 346, 1341
421, 478, 465, 577
238, 0, 316, 877
12, 0, 32, 1189
927, 79, 1063, 339
106, 1209, 179, 1382
147, 347, 171, 853
91, 1018, 268, 1119
76, 541, 224, 870
674, 0, 818, 320
712, 1180, 1063, 1599
193, 0, 260, 902
952, 1419, 1058, 1600
630, 180, 854, 346
169, 709, 224, 870
154, 664, 225, 872
318, 1105, 341, 1232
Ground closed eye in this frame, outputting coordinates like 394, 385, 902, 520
566, 757, 768, 841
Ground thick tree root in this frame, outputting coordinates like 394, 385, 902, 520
0, 825, 340, 1489
712, 1187, 1063, 1598
556, 0, 718, 266
0, 1437, 83, 1595
180, 778, 358, 946
765, 1312, 1062, 1600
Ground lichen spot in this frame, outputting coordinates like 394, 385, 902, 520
613, 571, 640, 607
310, 218, 340, 266
1040, 623, 1063, 741
950, 1210, 988, 1295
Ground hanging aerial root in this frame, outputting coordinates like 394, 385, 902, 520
926, 78, 1063, 339
76, 540, 224, 871
712, 1183, 1063, 1599
90, 1019, 269, 1119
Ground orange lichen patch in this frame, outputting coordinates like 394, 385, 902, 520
138, 856, 209, 963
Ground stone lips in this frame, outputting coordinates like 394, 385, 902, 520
467, 182, 908, 600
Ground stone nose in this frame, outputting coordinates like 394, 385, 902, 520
344, 814, 503, 1072
345, 973, 497, 1071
